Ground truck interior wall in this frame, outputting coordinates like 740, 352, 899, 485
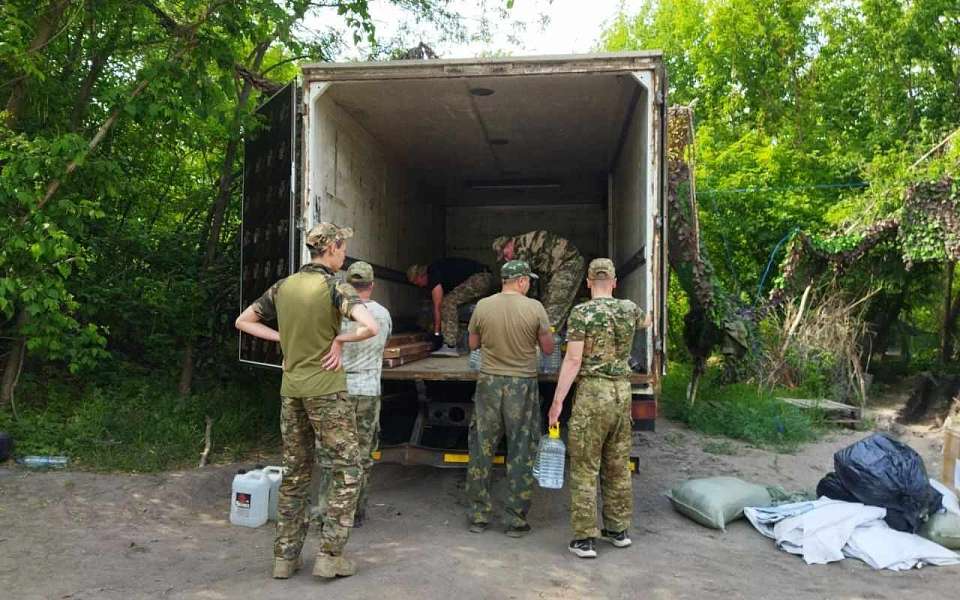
444, 176, 607, 269
308, 93, 439, 323
612, 82, 652, 366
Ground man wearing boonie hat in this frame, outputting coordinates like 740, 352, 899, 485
492, 230, 585, 331
546, 258, 651, 559
235, 222, 380, 579
464, 260, 555, 537
406, 257, 495, 357
313, 260, 392, 528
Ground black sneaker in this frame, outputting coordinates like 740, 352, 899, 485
468, 521, 488, 534
600, 529, 632, 548
505, 524, 531, 538
568, 538, 597, 558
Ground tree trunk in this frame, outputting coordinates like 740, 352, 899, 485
4, 0, 73, 127
942, 261, 958, 364
0, 311, 29, 406
177, 41, 271, 396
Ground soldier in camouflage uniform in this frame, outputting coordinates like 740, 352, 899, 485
235, 223, 381, 580
547, 258, 651, 559
465, 260, 555, 536
314, 261, 392, 526
407, 258, 495, 356
492, 231, 585, 332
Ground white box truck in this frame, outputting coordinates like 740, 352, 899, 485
240, 52, 668, 468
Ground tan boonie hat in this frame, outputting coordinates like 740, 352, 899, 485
306, 222, 353, 249
501, 260, 538, 280
406, 264, 427, 282
347, 261, 374, 284
491, 235, 511, 253
588, 258, 616, 280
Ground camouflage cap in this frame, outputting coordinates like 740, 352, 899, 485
501, 259, 538, 280
305, 222, 353, 249
406, 264, 427, 282
347, 261, 374, 284
587, 258, 616, 280
491, 235, 511, 252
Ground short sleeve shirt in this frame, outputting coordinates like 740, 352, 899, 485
566, 297, 645, 379
468, 292, 550, 378
253, 263, 361, 397
341, 300, 393, 396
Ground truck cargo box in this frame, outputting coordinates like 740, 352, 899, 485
240, 52, 668, 467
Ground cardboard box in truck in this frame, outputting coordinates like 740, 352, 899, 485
239, 52, 668, 468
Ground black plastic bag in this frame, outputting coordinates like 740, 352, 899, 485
816, 471, 857, 502
832, 433, 942, 533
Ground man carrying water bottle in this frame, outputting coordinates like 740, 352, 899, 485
465, 260, 554, 537
547, 258, 651, 559
235, 223, 379, 580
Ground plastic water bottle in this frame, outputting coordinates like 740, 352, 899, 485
538, 332, 562, 374
262, 466, 283, 522
534, 425, 565, 489
230, 469, 270, 527
19, 456, 68, 468
469, 348, 482, 371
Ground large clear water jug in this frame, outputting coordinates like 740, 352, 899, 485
262, 466, 283, 522
534, 424, 565, 489
230, 469, 270, 528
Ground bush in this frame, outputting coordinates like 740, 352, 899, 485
0, 363, 281, 471
661, 363, 823, 451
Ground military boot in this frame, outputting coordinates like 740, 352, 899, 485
313, 553, 356, 578
272, 555, 303, 579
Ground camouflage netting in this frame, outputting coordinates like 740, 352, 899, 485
900, 178, 960, 268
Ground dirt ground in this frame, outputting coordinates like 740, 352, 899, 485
2, 406, 957, 600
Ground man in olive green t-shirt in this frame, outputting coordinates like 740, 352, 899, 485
465, 260, 554, 537
235, 222, 380, 580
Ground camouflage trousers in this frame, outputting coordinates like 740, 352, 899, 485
466, 373, 541, 528
313, 394, 380, 519
441, 271, 495, 346
568, 377, 633, 539
542, 254, 585, 331
275, 393, 362, 559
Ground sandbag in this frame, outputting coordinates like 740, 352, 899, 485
667, 477, 772, 531
833, 433, 942, 533
816, 471, 857, 502
920, 512, 960, 549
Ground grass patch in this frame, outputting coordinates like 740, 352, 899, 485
662, 363, 824, 451
0, 363, 282, 471
702, 439, 740, 455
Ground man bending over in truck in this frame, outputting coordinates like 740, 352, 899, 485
465, 260, 554, 537
492, 230, 585, 332
314, 260, 392, 527
235, 222, 379, 580
406, 257, 495, 357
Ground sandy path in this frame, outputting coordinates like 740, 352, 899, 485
0, 417, 954, 600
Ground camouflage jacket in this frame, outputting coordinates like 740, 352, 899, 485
566, 297, 645, 379
510, 230, 581, 274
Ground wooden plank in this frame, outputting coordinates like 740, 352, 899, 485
385, 333, 431, 348
383, 351, 432, 368
383, 341, 433, 359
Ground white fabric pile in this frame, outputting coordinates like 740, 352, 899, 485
744, 498, 960, 570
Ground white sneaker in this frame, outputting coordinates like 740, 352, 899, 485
431, 344, 460, 357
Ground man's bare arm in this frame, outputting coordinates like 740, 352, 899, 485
431, 284, 443, 334
235, 305, 280, 342
548, 341, 584, 427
